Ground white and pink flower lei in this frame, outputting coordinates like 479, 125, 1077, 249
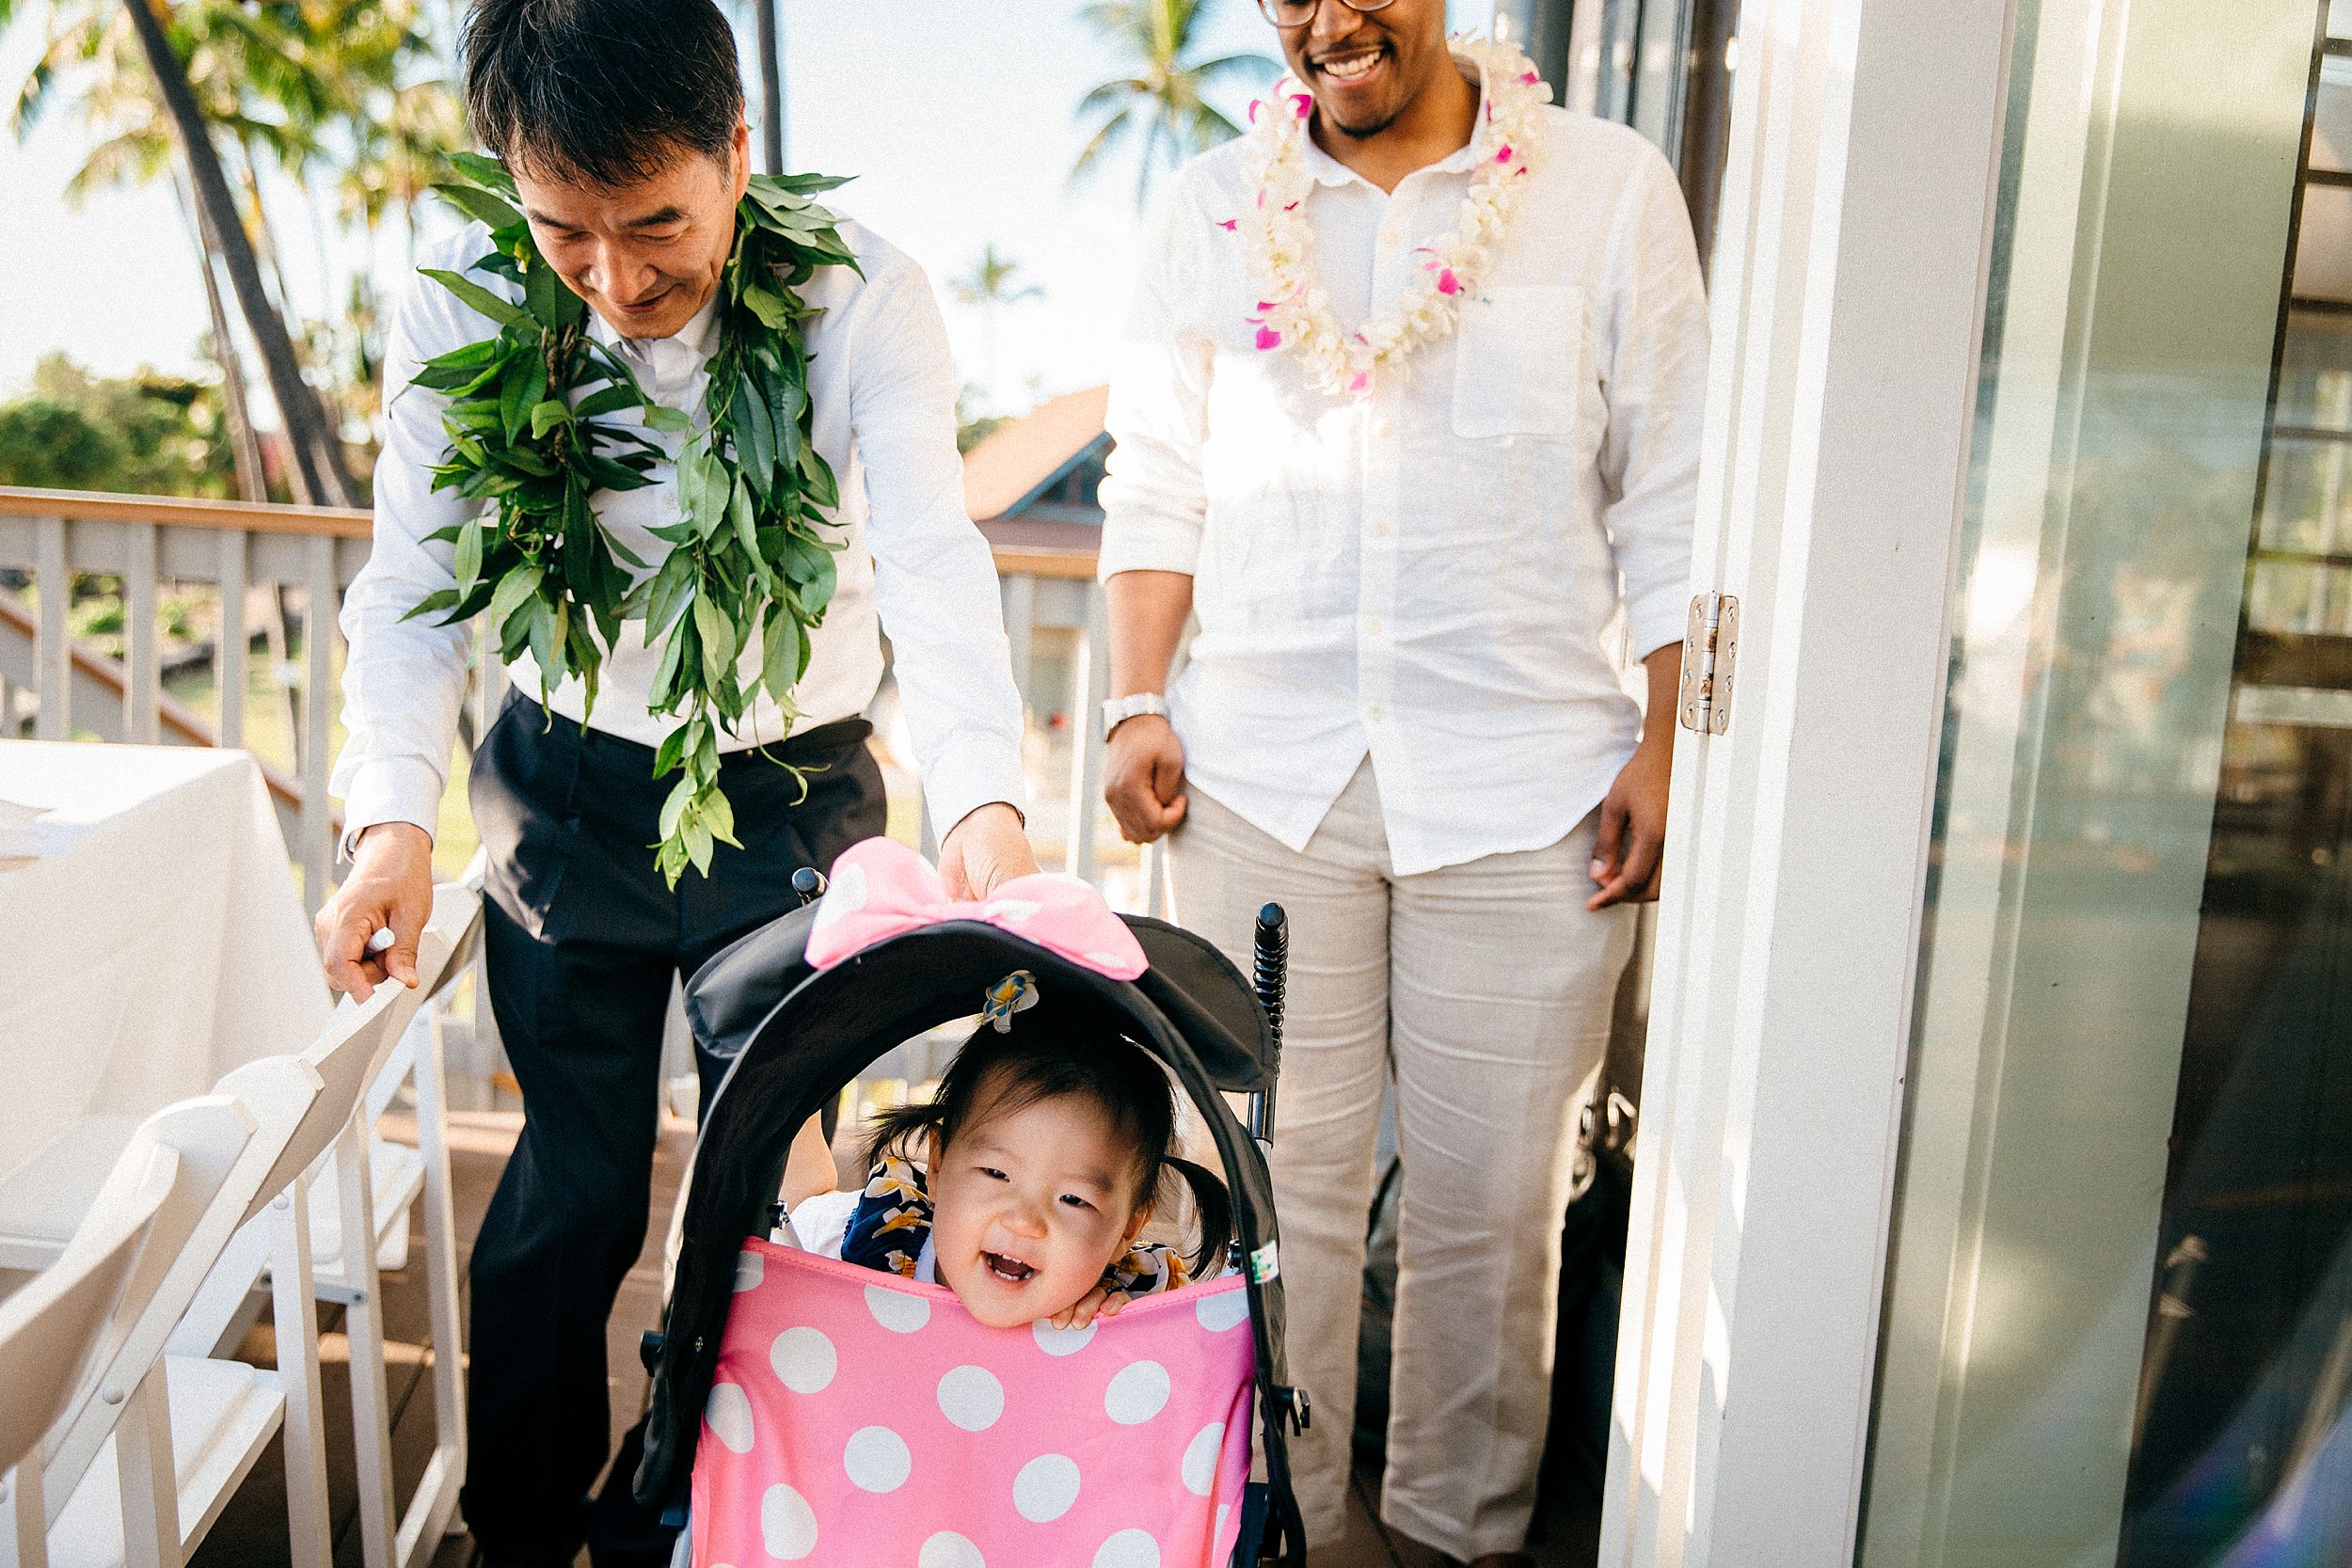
1231, 33, 1550, 400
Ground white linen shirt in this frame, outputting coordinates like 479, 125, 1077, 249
334, 217, 1027, 849
1097, 87, 1708, 876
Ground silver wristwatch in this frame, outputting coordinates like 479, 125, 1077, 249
1100, 692, 1171, 741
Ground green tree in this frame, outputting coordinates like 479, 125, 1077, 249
0, 353, 239, 498
949, 243, 1044, 410
1073, 0, 1275, 209
340, 74, 467, 262
0, 401, 121, 491
138, 0, 353, 502
956, 389, 1011, 455
6, 0, 460, 504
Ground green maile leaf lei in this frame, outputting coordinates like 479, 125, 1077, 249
401, 150, 864, 885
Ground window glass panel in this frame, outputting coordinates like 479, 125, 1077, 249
1856, 2, 2333, 1565
2247, 557, 2352, 635
2255, 437, 2352, 558
2312, 70, 2349, 175
2293, 185, 2352, 305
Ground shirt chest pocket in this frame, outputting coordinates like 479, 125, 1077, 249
1451, 283, 1586, 440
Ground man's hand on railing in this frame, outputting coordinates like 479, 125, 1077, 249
1104, 714, 1189, 846
317, 821, 436, 1001
938, 801, 1039, 900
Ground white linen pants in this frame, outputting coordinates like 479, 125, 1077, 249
1169, 761, 1635, 1559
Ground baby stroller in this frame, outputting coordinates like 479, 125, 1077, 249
631, 849, 1310, 1566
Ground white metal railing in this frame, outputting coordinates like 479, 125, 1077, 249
0, 486, 1127, 908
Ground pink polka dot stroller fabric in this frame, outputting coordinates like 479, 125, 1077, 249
691, 1241, 1257, 1568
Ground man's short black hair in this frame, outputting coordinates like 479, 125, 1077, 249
463, 0, 744, 189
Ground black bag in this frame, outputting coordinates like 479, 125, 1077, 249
1538, 914, 1651, 1512
1354, 1155, 1405, 1471
1537, 1087, 1636, 1498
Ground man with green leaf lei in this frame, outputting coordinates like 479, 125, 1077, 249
318, 3, 1034, 1563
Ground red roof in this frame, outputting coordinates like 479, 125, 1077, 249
961, 385, 1110, 523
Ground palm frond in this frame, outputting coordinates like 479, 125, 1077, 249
1191, 51, 1281, 86
1194, 99, 1248, 145
1069, 0, 1270, 207
1069, 105, 1140, 189
1075, 0, 1147, 41
1136, 114, 1168, 212
10, 57, 55, 139
1075, 76, 1151, 115
66, 127, 173, 202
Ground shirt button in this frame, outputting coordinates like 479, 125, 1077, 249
1375, 420, 1393, 436
1366, 616, 1385, 635
1366, 702, 1386, 721
1370, 517, 1391, 537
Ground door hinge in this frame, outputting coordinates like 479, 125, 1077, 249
1677, 592, 1739, 736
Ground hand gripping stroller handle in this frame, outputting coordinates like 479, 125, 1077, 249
1249, 904, 1287, 1148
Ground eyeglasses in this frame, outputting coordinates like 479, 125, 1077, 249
1255, 0, 1398, 27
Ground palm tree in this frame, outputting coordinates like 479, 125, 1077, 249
3, 0, 450, 507
19, 14, 270, 505
741, 0, 786, 174
948, 244, 1044, 410
1072, 0, 1276, 209
119, 0, 359, 506
341, 78, 466, 264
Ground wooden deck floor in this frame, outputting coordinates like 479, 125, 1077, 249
181, 1110, 1597, 1568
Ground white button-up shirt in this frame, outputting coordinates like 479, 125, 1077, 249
1098, 84, 1708, 876
334, 219, 1026, 847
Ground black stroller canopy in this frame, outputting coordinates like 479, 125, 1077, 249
684, 905, 1280, 1092
634, 900, 1306, 1560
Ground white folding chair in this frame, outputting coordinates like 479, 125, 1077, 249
303, 890, 477, 1292
0, 1134, 183, 1568
311, 884, 481, 1568
14, 1085, 277, 1568
163, 882, 479, 1568
0, 1126, 148, 1275
39, 1062, 318, 1568
5, 887, 479, 1568
163, 968, 444, 1568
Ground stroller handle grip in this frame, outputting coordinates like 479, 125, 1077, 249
791, 867, 828, 908
1251, 903, 1288, 1147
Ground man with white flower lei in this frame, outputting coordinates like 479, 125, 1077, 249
1096, 0, 1708, 1560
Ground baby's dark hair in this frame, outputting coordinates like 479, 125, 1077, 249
861, 1004, 1233, 1278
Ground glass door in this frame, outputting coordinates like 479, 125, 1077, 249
2124, 10, 2352, 1561
1859, 1, 2348, 1563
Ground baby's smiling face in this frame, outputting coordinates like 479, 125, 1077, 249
925, 1087, 1152, 1329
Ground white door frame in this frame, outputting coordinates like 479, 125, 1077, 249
1598, 0, 2017, 1562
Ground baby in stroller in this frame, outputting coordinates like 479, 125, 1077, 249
637, 835, 1311, 1564
774, 1007, 1233, 1331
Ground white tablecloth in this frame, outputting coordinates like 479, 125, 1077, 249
0, 741, 331, 1175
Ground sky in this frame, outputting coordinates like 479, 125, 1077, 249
0, 0, 1495, 417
